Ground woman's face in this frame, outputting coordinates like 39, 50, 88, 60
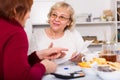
49, 8, 71, 32
22, 11, 30, 27
17, 11, 30, 27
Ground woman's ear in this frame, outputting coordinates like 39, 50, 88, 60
13, 8, 17, 15
48, 19, 50, 23
67, 20, 71, 25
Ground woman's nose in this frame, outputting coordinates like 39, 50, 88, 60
54, 16, 60, 21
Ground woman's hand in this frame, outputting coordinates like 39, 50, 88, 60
36, 47, 68, 60
41, 59, 57, 73
70, 52, 85, 63
36, 42, 68, 60
43, 47, 68, 60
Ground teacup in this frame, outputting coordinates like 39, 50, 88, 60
82, 53, 99, 62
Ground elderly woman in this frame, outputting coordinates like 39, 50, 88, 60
29, 1, 89, 64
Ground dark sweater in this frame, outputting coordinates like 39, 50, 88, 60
0, 17, 45, 80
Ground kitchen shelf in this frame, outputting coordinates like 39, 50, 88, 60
33, 21, 115, 26
76, 21, 115, 25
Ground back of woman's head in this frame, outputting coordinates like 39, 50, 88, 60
0, 0, 33, 21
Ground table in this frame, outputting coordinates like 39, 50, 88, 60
42, 63, 102, 80
42, 74, 102, 80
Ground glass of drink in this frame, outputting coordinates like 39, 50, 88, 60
99, 43, 117, 62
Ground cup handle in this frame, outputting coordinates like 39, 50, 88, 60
81, 56, 86, 62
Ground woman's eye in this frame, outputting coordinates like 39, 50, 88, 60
51, 14, 57, 17
60, 16, 66, 20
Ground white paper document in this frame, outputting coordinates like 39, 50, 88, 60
81, 40, 93, 53
53, 40, 93, 64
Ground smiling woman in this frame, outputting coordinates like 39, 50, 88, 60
29, 2, 89, 66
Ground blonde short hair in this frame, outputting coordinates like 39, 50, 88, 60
48, 1, 75, 30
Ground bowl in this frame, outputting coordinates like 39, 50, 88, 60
96, 70, 120, 80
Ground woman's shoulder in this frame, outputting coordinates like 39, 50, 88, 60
34, 28, 44, 32
33, 28, 45, 35
31, 28, 45, 41
65, 29, 80, 35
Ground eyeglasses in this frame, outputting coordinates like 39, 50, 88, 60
50, 13, 70, 21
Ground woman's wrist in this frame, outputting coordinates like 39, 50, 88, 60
36, 50, 44, 60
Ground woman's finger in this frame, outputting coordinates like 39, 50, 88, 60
48, 42, 53, 49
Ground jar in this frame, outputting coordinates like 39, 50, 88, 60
99, 43, 117, 62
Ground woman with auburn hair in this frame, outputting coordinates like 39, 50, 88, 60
0, 0, 68, 80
